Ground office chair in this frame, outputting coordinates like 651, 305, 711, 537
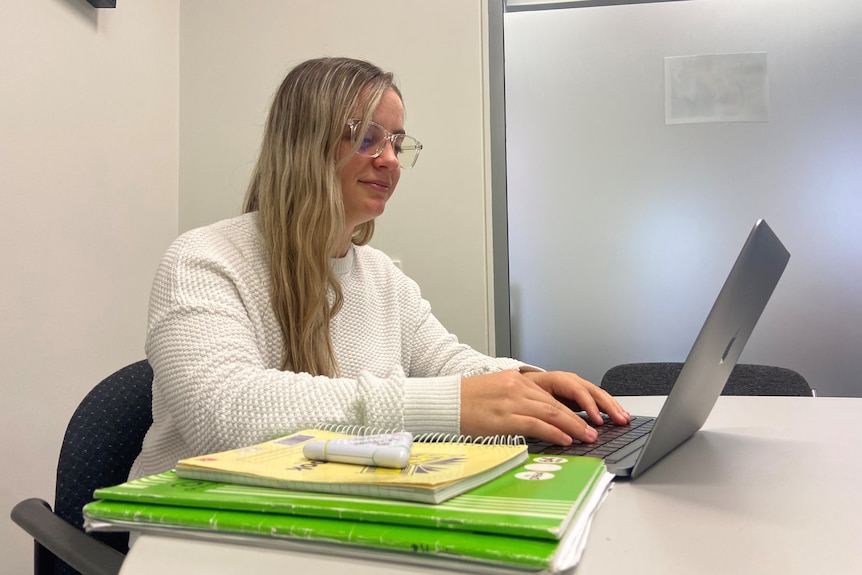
600, 362, 814, 397
10, 360, 153, 575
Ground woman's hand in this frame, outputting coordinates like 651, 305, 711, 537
460, 369, 630, 446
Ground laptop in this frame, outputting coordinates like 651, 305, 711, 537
528, 219, 790, 479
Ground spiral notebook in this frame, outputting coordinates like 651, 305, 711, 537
175, 426, 528, 504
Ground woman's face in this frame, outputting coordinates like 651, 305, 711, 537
338, 88, 403, 237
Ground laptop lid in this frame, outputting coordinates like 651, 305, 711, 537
617, 219, 790, 479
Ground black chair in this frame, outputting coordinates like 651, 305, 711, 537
600, 362, 814, 397
11, 360, 154, 575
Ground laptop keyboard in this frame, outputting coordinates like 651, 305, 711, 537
527, 415, 655, 461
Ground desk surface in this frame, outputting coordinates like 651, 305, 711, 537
120, 396, 862, 575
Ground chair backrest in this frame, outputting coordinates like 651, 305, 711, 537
50, 360, 153, 575
600, 362, 813, 397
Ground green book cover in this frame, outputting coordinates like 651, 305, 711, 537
85, 500, 561, 572
92, 455, 606, 541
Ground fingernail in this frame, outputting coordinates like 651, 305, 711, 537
586, 427, 598, 441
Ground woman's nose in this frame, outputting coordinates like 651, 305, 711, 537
374, 139, 400, 168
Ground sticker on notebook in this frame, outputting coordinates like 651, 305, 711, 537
533, 456, 568, 464
515, 471, 555, 481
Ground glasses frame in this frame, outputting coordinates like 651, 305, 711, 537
346, 118, 423, 169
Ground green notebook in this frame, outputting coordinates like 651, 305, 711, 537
85, 455, 613, 573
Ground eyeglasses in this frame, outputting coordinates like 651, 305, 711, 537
346, 119, 423, 168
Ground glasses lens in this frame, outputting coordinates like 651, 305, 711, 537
395, 135, 422, 168
352, 122, 385, 156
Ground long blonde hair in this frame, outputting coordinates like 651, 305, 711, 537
243, 57, 398, 376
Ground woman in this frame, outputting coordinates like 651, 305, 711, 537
130, 57, 629, 480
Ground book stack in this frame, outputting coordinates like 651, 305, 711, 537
84, 428, 614, 574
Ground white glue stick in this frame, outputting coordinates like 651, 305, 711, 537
303, 432, 413, 469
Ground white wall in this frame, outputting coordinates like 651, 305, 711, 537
504, 0, 862, 396
0, 1, 179, 572
178, 0, 497, 354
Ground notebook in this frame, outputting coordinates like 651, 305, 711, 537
174, 426, 528, 504
528, 219, 790, 479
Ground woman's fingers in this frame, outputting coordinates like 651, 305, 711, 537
460, 371, 600, 444
523, 371, 631, 425
460, 368, 634, 447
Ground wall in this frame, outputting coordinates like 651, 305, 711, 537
503, 0, 862, 396
178, 0, 497, 354
0, 1, 179, 572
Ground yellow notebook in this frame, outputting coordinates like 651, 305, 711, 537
175, 426, 528, 504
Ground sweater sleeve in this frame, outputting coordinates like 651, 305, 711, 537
396, 298, 531, 433
391, 268, 526, 379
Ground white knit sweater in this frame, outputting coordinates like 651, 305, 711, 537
130, 213, 525, 479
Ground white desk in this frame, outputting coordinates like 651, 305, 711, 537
120, 396, 862, 575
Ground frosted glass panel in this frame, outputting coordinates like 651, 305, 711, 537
504, 0, 862, 396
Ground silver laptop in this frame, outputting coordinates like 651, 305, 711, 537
528, 219, 790, 479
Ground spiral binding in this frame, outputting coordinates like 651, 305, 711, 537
315, 423, 526, 446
